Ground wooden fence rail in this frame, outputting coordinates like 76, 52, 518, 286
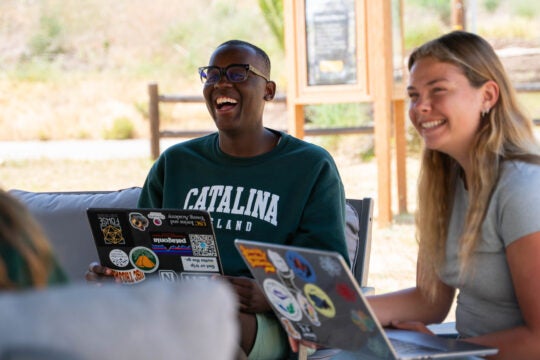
148, 82, 540, 160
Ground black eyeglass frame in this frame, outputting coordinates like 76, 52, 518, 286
198, 63, 270, 85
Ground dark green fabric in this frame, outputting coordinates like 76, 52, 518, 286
138, 129, 349, 277
0, 242, 68, 288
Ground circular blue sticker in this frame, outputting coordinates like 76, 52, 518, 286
285, 250, 316, 283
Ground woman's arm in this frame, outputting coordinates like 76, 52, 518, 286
465, 231, 540, 359
368, 272, 455, 327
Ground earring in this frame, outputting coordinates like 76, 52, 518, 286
481, 108, 490, 118
264, 94, 272, 101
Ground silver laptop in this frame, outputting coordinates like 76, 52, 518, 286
234, 239, 498, 359
87, 208, 223, 284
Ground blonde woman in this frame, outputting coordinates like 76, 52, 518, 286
0, 189, 67, 289
365, 31, 540, 359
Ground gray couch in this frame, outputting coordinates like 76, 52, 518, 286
9, 187, 142, 281
4, 187, 240, 360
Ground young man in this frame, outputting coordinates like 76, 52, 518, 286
88, 40, 349, 359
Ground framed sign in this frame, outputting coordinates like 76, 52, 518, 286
287, 0, 368, 104
305, 0, 357, 86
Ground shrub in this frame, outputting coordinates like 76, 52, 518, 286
103, 117, 135, 140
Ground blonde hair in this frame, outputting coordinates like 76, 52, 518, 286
0, 189, 56, 289
409, 31, 540, 301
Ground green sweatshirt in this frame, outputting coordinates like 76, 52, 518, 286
138, 129, 348, 277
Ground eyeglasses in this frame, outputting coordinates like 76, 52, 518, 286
198, 64, 269, 85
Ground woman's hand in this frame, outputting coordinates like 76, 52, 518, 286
390, 320, 435, 335
223, 276, 271, 313
84, 261, 116, 284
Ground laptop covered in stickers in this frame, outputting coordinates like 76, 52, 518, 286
87, 208, 223, 284
234, 239, 498, 360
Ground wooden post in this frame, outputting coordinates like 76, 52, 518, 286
451, 0, 465, 30
369, 0, 394, 227
394, 99, 408, 213
148, 83, 160, 160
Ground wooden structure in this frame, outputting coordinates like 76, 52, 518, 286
283, 0, 406, 227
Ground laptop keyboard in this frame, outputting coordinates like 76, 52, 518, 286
390, 337, 441, 355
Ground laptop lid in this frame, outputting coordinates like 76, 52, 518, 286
87, 208, 223, 284
234, 239, 498, 360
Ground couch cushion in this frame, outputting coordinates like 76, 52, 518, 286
0, 279, 238, 360
9, 187, 142, 282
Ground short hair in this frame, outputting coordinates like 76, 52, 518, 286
215, 40, 271, 75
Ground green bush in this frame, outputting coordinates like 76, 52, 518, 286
103, 117, 135, 140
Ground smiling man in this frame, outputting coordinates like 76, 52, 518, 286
88, 40, 349, 359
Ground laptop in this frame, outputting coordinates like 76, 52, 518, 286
87, 208, 223, 284
234, 239, 498, 360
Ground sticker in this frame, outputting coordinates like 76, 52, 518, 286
280, 317, 301, 340
159, 270, 178, 282
180, 272, 216, 280
129, 212, 149, 231
98, 215, 125, 245
304, 283, 335, 318
237, 245, 276, 273
319, 255, 342, 277
268, 250, 289, 273
190, 234, 217, 256
351, 309, 376, 332
297, 293, 320, 326
109, 249, 129, 268
296, 322, 318, 343
148, 211, 165, 226
263, 278, 302, 321
111, 268, 145, 284
285, 251, 316, 283
336, 282, 357, 302
129, 246, 159, 273
151, 232, 191, 254
181, 256, 220, 272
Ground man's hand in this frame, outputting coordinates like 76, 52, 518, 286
223, 276, 271, 313
84, 261, 116, 284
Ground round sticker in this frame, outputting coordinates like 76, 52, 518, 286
297, 293, 320, 326
129, 246, 159, 273
304, 283, 335, 318
263, 278, 302, 321
109, 249, 129, 268
267, 250, 290, 273
285, 251, 316, 283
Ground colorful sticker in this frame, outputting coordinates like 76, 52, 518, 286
129, 246, 159, 273
280, 317, 301, 340
109, 249, 129, 268
128, 212, 149, 231
111, 268, 145, 284
238, 245, 276, 273
285, 251, 316, 283
296, 293, 320, 326
336, 282, 357, 302
263, 278, 302, 321
98, 215, 125, 245
304, 283, 335, 318
148, 211, 165, 226
351, 309, 376, 332
151, 232, 191, 255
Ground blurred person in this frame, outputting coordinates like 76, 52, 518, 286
0, 188, 67, 289
86, 39, 349, 359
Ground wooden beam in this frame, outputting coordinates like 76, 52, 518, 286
368, 0, 394, 226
